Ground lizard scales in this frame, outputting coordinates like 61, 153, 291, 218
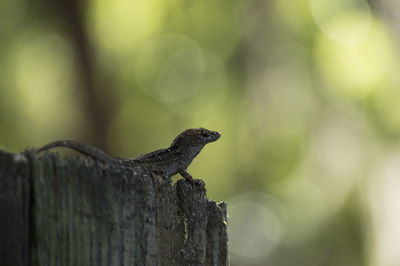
37, 128, 220, 181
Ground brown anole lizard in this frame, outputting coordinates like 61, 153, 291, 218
36, 128, 220, 181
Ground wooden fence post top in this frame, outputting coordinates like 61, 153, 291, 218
0, 149, 228, 266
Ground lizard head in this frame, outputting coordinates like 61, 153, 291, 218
171, 128, 221, 155
171, 128, 220, 148
169, 128, 220, 173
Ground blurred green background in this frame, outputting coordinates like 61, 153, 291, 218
1, 0, 400, 265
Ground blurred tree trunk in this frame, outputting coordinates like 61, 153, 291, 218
0, 150, 228, 266
31, 0, 114, 150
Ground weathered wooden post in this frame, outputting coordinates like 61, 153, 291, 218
0, 150, 228, 266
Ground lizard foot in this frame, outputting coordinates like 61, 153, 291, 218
180, 171, 205, 187
192, 179, 205, 186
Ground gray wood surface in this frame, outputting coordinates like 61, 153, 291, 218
0, 150, 228, 266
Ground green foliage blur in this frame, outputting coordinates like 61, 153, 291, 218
1, 0, 400, 265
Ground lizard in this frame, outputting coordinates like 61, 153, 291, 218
36, 128, 221, 181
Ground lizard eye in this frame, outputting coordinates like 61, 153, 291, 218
199, 128, 207, 136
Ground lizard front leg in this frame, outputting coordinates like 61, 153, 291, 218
179, 170, 194, 182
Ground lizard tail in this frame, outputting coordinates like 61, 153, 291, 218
36, 140, 120, 164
